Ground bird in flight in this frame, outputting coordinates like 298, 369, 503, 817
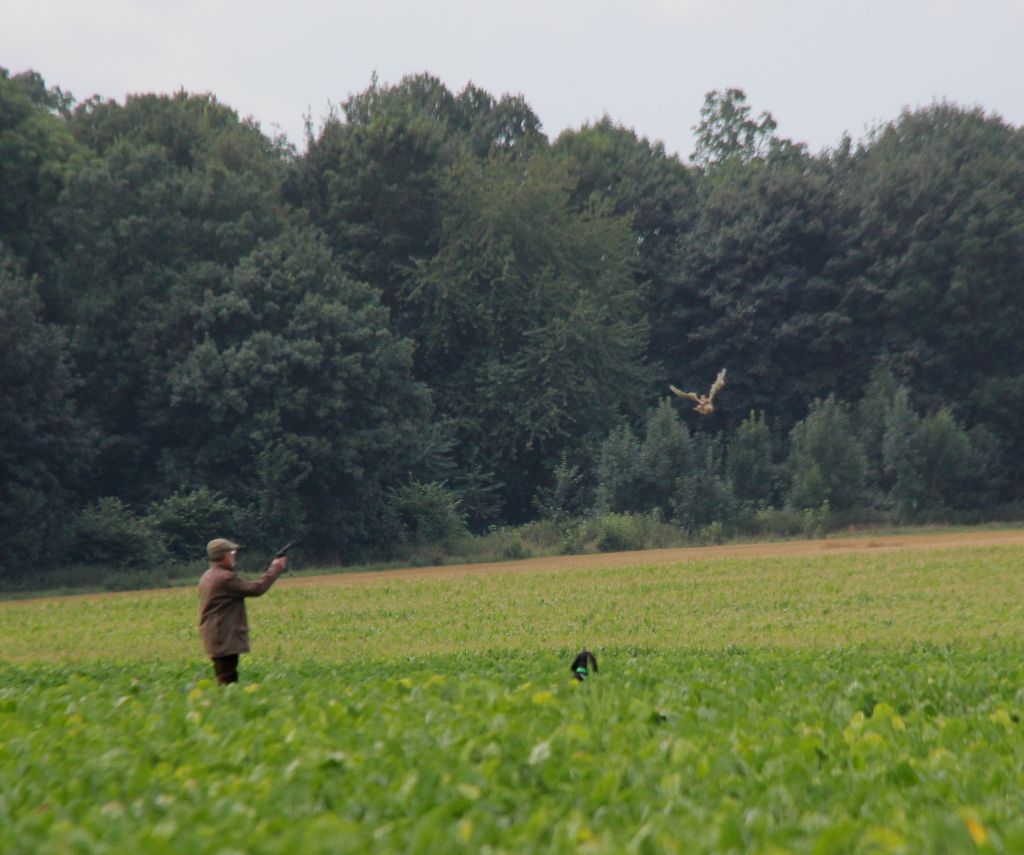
670, 368, 726, 415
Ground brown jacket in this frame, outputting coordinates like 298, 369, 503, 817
198, 563, 283, 657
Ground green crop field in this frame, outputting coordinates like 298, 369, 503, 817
2, 545, 1024, 853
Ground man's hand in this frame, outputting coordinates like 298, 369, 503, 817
271, 556, 288, 574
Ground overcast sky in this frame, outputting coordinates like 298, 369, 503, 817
5, 0, 1023, 160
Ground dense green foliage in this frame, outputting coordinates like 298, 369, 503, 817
0, 253, 93, 579
3, 65, 1024, 581
3, 544, 1024, 852
3, 648, 1022, 854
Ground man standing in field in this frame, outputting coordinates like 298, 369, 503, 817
198, 538, 287, 685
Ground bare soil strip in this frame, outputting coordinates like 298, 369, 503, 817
282, 528, 1024, 588
6, 529, 1023, 606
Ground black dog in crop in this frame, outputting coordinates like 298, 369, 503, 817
570, 650, 599, 681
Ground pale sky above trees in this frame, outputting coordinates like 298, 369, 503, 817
5, 0, 1023, 158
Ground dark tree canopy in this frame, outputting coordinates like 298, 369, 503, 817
2, 70, 1023, 579
0, 69, 84, 271
691, 88, 779, 169
162, 226, 432, 553
843, 104, 1024, 485
43, 93, 289, 502
408, 151, 651, 521
0, 250, 94, 576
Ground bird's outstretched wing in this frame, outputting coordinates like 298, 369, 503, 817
707, 368, 727, 402
669, 385, 700, 402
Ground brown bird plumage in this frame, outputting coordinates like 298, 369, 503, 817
670, 368, 726, 415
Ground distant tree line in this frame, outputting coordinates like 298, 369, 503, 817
2, 69, 1023, 581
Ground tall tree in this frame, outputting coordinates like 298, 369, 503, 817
786, 396, 867, 511
290, 94, 446, 303
0, 68, 83, 273
904, 409, 973, 512
452, 85, 544, 158
726, 411, 776, 507
408, 151, 651, 521
288, 74, 545, 320
662, 142, 864, 433
843, 104, 1024, 485
340, 74, 544, 158
690, 88, 779, 169
162, 226, 432, 554
0, 250, 93, 579
881, 386, 921, 511
50, 92, 288, 501
855, 364, 910, 500
552, 118, 698, 371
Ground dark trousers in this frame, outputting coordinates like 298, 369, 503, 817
212, 654, 239, 685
